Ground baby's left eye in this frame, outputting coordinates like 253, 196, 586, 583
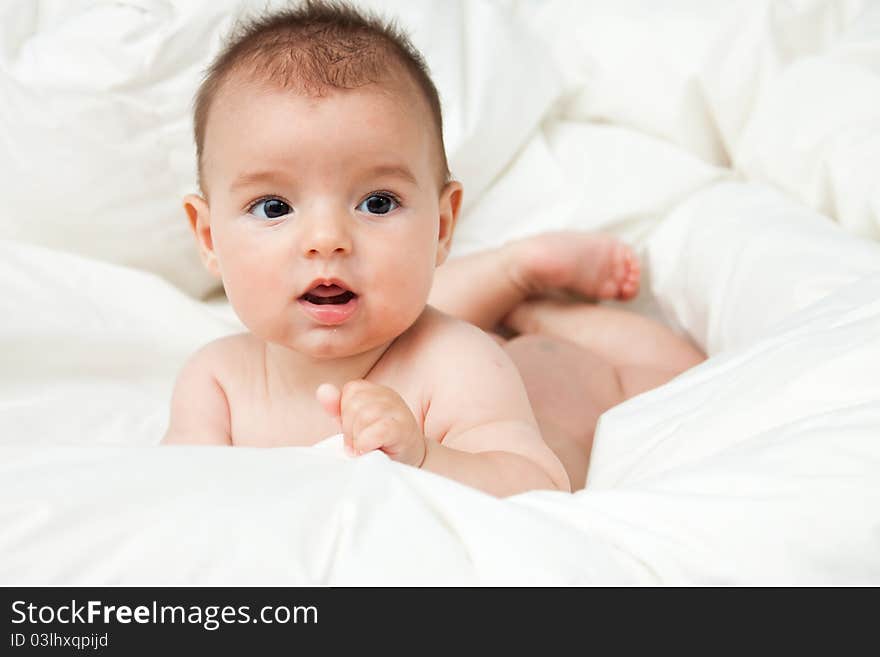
356, 193, 399, 215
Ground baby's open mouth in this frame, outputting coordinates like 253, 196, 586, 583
300, 284, 357, 305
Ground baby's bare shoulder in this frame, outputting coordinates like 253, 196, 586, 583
391, 306, 531, 419
180, 332, 261, 381
164, 334, 259, 446
393, 306, 504, 366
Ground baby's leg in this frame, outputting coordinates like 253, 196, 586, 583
429, 232, 640, 331
503, 335, 625, 490
428, 246, 526, 331
504, 299, 706, 375
505, 333, 694, 489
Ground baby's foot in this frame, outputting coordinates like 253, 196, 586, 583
506, 231, 641, 301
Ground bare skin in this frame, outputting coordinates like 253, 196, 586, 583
429, 232, 706, 490
428, 232, 641, 332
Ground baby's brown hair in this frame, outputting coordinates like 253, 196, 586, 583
193, 0, 449, 193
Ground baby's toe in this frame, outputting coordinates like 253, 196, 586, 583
618, 253, 641, 300
597, 279, 620, 299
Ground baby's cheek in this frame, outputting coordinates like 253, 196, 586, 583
222, 257, 283, 322
374, 267, 433, 337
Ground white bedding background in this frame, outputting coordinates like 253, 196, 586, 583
1, 0, 879, 584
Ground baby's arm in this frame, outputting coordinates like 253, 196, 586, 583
162, 345, 232, 446
423, 420, 570, 496
421, 323, 570, 496
317, 317, 569, 496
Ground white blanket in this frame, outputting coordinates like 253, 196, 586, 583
1, 0, 879, 584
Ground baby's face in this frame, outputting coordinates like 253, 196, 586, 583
189, 79, 460, 359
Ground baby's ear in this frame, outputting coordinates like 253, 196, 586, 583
435, 181, 463, 267
183, 194, 221, 278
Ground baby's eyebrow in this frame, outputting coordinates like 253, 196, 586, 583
229, 170, 288, 192
364, 164, 418, 186
229, 163, 418, 192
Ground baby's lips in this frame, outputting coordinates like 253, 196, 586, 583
300, 277, 356, 298
307, 283, 347, 297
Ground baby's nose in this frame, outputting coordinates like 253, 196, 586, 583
302, 216, 352, 258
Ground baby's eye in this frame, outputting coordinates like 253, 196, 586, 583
248, 198, 292, 220
356, 193, 399, 215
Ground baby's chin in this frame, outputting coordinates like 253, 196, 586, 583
269, 329, 398, 361
251, 303, 428, 360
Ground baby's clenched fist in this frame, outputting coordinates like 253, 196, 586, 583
316, 380, 426, 467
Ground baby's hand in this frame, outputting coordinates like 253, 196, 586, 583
316, 381, 426, 467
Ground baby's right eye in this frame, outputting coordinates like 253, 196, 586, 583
248, 197, 292, 220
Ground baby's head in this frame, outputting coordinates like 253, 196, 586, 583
185, 0, 462, 359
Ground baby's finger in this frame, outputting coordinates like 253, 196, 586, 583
316, 383, 342, 419
350, 399, 388, 437
340, 396, 358, 453
352, 418, 392, 456
339, 379, 377, 414
343, 433, 356, 457
339, 381, 382, 427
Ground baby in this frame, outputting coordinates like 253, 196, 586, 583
163, 0, 704, 495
